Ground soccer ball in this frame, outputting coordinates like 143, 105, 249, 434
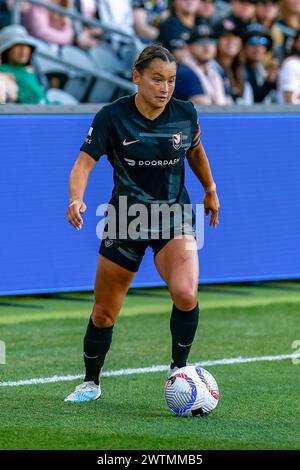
164, 366, 219, 417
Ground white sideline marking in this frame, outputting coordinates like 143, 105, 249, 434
1, 353, 299, 388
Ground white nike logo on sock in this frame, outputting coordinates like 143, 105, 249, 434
178, 342, 193, 348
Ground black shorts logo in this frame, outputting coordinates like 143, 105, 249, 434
172, 132, 182, 150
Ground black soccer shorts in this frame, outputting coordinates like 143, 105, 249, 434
99, 232, 196, 272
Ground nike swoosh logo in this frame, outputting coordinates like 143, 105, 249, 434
178, 342, 193, 348
123, 139, 139, 146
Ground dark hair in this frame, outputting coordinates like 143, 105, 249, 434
1, 50, 10, 64
134, 43, 175, 73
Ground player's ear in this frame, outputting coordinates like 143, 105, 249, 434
133, 68, 141, 86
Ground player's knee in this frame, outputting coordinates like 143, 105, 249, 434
171, 284, 198, 311
92, 303, 116, 328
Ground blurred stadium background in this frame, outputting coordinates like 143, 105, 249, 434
0, 0, 300, 452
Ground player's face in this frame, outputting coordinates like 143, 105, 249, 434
134, 59, 177, 109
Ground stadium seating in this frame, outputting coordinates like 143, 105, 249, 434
87, 43, 127, 102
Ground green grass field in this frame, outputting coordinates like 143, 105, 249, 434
0, 281, 300, 450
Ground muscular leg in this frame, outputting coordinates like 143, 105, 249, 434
154, 235, 199, 368
84, 255, 135, 384
92, 255, 136, 327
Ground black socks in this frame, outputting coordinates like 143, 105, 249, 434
83, 316, 113, 385
83, 303, 199, 384
170, 303, 199, 369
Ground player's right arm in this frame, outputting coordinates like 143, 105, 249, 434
67, 151, 97, 230
67, 107, 110, 229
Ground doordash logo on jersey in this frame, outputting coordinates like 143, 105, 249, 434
124, 158, 180, 167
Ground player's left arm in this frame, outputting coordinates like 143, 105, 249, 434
187, 142, 220, 228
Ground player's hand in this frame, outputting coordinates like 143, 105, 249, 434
66, 199, 87, 230
203, 188, 220, 228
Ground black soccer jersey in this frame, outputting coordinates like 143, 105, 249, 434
80, 94, 201, 213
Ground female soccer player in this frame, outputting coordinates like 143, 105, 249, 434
65, 43, 220, 402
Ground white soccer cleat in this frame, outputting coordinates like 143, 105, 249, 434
64, 381, 101, 403
167, 365, 179, 378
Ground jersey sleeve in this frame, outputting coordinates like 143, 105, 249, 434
189, 104, 201, 150
80, 107, 110, 161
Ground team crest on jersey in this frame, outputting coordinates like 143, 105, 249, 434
172, 132, 182, 150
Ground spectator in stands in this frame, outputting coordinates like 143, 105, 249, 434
256, 0, 279, 29
0, 71, 18, 103
272, 0, 300, 60
278, 29, 300, 102
74, 0, 104, 49
0, 25, 48, 103
217, 0, 257, 37
215, 19, 246, 101
158, 0, 200, 52
255, 0, 280, 62
133, 0, 169, 43
98, 0, 138, 67
0, 0, 11, 28
99, 0, 134, 37
24, 0, 74, 46
1, 0, 31, 28
0, 73, 5, 102
169, 37, 191, 63
243, 23, 279, 101
174, 23, 233, 104
197, 0, 216, 26
75, 0, 136, 51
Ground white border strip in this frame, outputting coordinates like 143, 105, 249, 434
1, 353, 299, 388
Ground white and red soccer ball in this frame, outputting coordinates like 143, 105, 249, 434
165, 366, 219, 417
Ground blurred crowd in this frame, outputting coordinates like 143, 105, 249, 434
0, 0, 299, 105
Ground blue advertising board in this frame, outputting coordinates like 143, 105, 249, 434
0, 112, 299, 294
